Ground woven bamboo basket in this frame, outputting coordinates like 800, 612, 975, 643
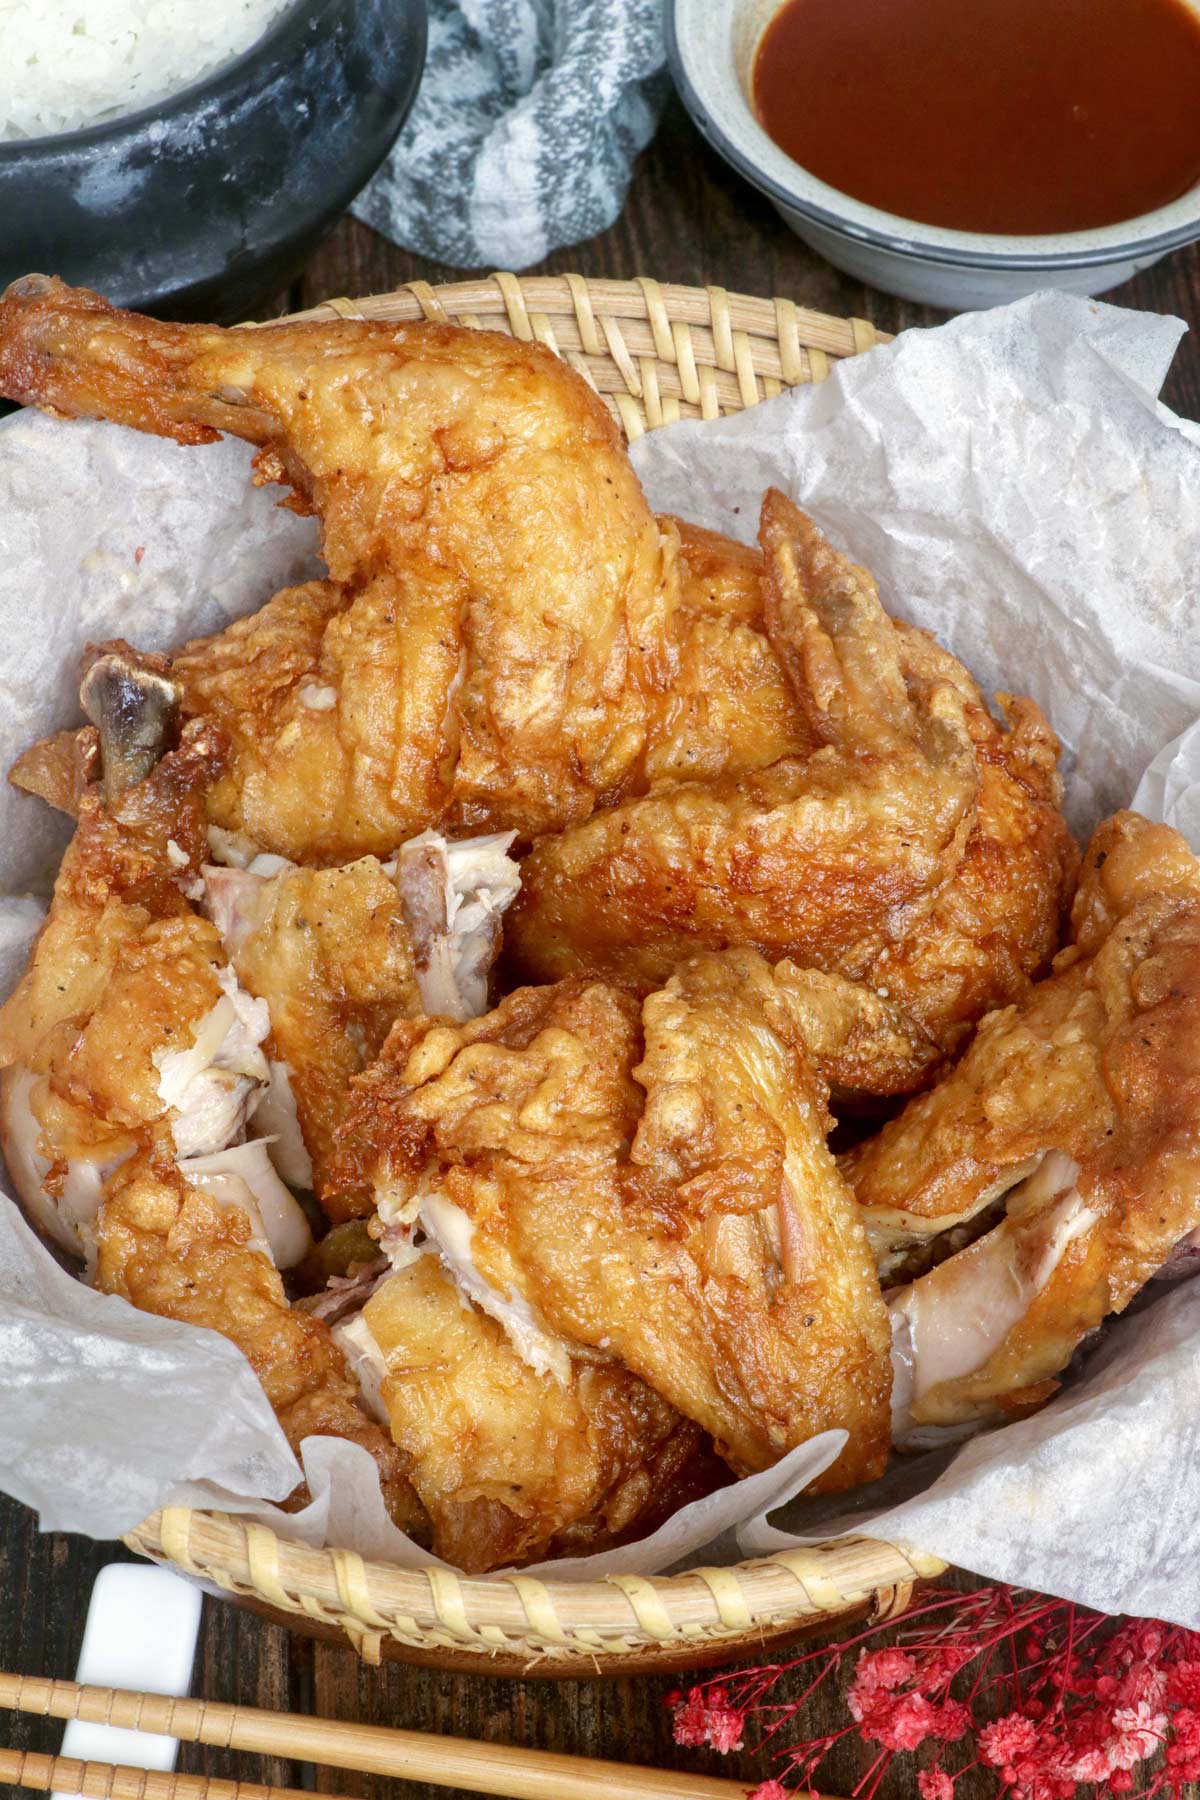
123, 273, 945, 1676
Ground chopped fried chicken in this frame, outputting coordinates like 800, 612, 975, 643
342, 950, 892, 1488
1, 285, 1072, 1098
0, 276, 1117, 1562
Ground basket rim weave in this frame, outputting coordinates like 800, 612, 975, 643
125, 272, 936, 1666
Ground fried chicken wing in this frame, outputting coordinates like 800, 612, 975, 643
342, 1254, 716, 1570
845, 813, 1200, 1436
509, 495, 1074, 1080
343, 950, 892, 1488
0, 276, 677, 856
509, 494, 979, 1000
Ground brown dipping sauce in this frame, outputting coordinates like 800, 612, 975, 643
752, 0, 1200, 235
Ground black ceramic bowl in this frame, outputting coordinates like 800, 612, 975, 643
0, 0, 426, 320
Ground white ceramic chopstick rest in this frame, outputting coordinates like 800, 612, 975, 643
51, 1563, 202, 1799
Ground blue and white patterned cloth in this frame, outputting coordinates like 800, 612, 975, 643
352, 0, 669, 271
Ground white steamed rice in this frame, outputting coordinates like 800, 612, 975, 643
0, 0, 293, 140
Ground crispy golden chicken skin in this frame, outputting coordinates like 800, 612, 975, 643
846, 813, 1200, 1435
509, 494, 1075, 1074
96, 1152, 422, 1532
0, 717, 424, 1532
0, 275, 675, 854
341, 950, 892, 1489
510, 493, 980, 991
359, 1255, 718, 1571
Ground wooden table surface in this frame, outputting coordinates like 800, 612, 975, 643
3, 91, 1199, 1800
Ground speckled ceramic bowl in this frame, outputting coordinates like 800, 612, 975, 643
667, 0, 1200, 308
0, 0, 426, 320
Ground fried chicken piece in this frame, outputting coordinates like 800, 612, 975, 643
845, 813, 1200, 1436
200, 831, 519, 1216
343, 950, 892, 1488
0, 694, 424, 1530
342, 1254, 717, 1570
201, 856, 422, 1213
0, 711, 239, 1218
847, 812, 1200, 1272
849, 637, 1076, 1063
0, 276, 674, 855
509, 493, 979, 1003
94, 1152, 423, 1532
509, 506, 1074, 1076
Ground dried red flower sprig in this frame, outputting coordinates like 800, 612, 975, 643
666, 1585, 1200, 1800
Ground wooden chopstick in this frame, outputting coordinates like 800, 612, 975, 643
0, 1745, 351, 1800
0, 1672, 757, 1800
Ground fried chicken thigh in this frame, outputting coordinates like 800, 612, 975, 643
343, 950, 892, 1488
846, 812, 1200, 1438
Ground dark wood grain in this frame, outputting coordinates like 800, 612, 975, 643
4, 88, 1199, 1800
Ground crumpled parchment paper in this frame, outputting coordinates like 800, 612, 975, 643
1, 291, 1199, 1605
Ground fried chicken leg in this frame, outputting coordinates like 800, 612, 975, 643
0, 275, 675, 854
